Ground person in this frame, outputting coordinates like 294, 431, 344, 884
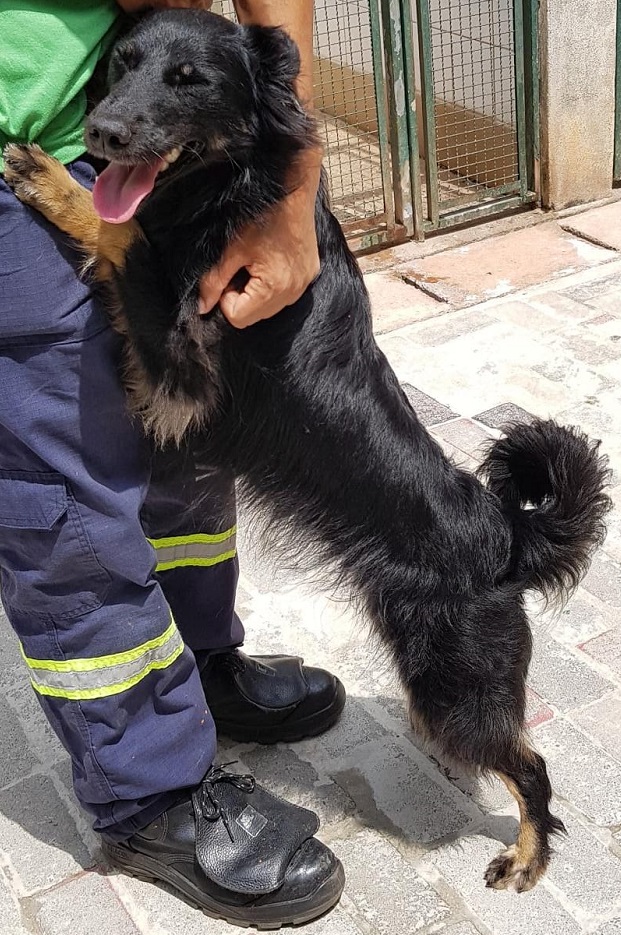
0, 0, 346, 926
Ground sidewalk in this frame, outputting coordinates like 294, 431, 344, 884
2, 202, 621, 935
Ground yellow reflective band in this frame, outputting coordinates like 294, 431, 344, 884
154, 549, 237, 572
20, 616, 185, 701
147, 527, 237, 548
29, 643, 184, 701
21, 618, 178, 673
147, 527, 237, 572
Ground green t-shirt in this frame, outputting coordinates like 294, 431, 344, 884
0, 1, 120, 172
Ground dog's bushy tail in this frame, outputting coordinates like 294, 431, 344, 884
479, 420, 611, 601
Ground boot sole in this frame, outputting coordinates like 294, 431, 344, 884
215, 680, 346, 745
101, 839, 345, 930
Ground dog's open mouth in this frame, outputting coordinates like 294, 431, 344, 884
92, 147, 182, 223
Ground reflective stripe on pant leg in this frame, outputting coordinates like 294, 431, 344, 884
142, 446, 244, 652
22, 613, 184, 700
148, 526, 237, 571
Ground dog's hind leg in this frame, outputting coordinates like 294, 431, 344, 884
485, 746, 565, 892
3, 144, 141, 280
404, 606, 564, 892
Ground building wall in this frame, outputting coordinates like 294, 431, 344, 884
539, 0, 617, 209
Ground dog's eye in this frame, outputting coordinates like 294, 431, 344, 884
165, 64, 200, 88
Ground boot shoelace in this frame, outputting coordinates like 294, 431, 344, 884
199, 763, 256, 841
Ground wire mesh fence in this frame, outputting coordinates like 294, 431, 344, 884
424, 0, 520, 208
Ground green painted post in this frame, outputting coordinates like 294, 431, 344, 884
380, 0, 415, 237
415, 0, 439, 227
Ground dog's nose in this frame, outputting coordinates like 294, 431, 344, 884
86, 116, 132, 153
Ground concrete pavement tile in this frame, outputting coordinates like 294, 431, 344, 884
0, 609, 26, 693
596, 921, 621, 934
490, 300, 563, 333
431, 438, 480, 471
401, 384, 458, 426
473, 402, 535, 429
5, 683, 66, 767
110, 874, 228, 935
331, 828, 451, 933
581, 628, 621, 681
410, 321, 568, 415
545, 804, 621, 915
311, 697, 393, 761
572, 693, 621, 762
0, 698, 39, 788
528, 635, 614, 711
580, 553, 621, 609
431, 419, 493, 459
366, 271, 445, 334
550, 592, 616, 646
535, 719, 621, 825
332, 739, 474, 844
0, 774, 92, 894
560, 269, 621, 305
36, 873, 139, 935
235, 744, 357, 824
433, 925, 482, 935
0, 871, 25, 935
530, 289, 603, 322
428, 835, 582, 935
524, 687, 555, 729
580, 289, 621, 316
561, 202, 621, 251
551, 327, 621, 366
398, 223, 615, 308
401, 310, 498, 347
555, 398, 618, 446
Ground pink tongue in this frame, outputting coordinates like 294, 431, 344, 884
92, 159, 165, 223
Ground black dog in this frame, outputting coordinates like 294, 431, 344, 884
4, 8, 610, 893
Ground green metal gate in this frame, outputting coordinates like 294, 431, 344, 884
409, 0, 540, 236
215, 0, 539, 248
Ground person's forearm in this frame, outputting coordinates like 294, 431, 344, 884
232, 0, 314, 107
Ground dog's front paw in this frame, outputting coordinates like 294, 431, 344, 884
3, 143, 62, 208
484, 844, 544, 893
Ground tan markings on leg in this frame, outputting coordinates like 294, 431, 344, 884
407, 703, 430, 741
3, 144, 142, 277
484, 771, 546, 893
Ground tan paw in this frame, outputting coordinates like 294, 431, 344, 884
484, 844, 544, 893
3, 143, 60, 207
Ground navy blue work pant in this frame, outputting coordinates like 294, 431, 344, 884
0, 163, 244, 838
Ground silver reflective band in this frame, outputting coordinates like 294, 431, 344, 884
22, 618, 184, 701
148, 528, 237, 571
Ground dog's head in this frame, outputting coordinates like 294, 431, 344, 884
87, 10, 309, 223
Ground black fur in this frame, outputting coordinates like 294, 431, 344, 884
76, 10, 616, 888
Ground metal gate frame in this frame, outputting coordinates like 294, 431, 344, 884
353, 0, 540, 249
614, 0, 621, 181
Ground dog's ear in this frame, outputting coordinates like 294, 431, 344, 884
240, 24, 301, 90
240, 24, 315, 148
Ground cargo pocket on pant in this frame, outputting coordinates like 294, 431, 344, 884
0, 470, 111, 620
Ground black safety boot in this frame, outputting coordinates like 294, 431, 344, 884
102, 764, 345, 930
199, 650, 346, 744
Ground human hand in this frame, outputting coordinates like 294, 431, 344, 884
198, 149, 322, 328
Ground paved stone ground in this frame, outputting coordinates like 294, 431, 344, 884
2, 203, 621, 934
